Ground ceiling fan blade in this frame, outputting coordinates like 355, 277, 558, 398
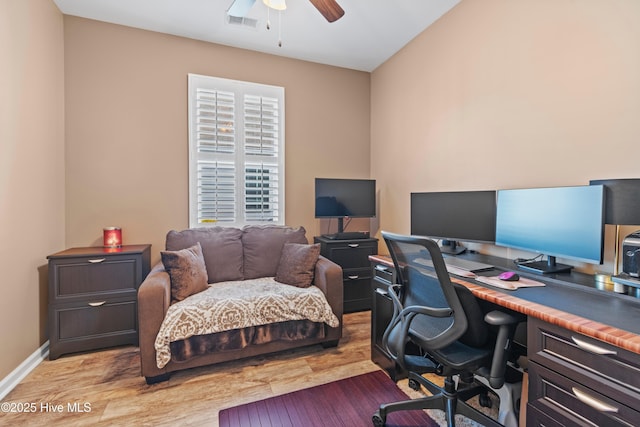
227, 0, 257, 18
308, 0, 345, 23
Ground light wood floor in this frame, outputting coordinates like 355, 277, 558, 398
3, 311, 390, 426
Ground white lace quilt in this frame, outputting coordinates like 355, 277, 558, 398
155, 277, 339, 368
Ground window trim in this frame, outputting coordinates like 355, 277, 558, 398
188, 73, 285, 228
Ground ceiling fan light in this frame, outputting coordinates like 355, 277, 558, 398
263, 0, 286, 11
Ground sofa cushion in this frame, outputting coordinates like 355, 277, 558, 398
242, 225, 308, 279
165, 227, 244, 283
161, 242, 209, 302
275, 243, 321, 288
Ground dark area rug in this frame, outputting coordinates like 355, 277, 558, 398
219, 370, 439, 426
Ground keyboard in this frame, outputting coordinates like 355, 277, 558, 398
414, 258, 479, 278
442, 256, 494, 272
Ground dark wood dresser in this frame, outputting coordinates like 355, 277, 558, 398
47, 245, 151, 360
314, 236, 378, 312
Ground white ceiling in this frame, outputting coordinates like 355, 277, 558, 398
53, 0, 460, 72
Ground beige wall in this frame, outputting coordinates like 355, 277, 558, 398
371, 0, 640, 271
63, 17, 371, 263
0, 0, 65, 379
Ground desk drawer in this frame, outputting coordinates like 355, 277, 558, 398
373, 263, 394, 285
528, 317, 640, 409
529, 362, 640, 427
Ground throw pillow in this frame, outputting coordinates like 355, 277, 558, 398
242, 225, 308, 279
161, 242, 209, 302
275, 243, 321, 288
165, 227, 243, 283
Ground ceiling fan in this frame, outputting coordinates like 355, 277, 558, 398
228, 0, 345, 23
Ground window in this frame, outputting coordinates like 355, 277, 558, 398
188, 74, 285, 228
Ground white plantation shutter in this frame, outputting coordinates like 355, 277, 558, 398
245, 162, 280, 222
189, 74, 285, 227
197, 161, 236, 223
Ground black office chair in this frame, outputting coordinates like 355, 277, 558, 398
372, 231, 523, 427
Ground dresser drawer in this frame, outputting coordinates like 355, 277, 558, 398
53, 299, 137, 340
343, 267, 372, 281
343, 276, 372, 312
48, 298, 139, 360
327, 243, 377, 269
529, 362, 640, 427
49, 254, 143, 302
528, 317, 640, 409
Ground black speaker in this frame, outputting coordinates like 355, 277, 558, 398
622, 231, 640, 277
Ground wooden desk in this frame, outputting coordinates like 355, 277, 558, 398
369, 254, 640, 426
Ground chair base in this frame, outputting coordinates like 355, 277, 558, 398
373, 373, 505, 427
474, 375, 521, 427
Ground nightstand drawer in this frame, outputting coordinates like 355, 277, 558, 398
50, 255, 143, 302
343, 267, 372, 281
54, 300, 137, 340
343, 276, 372, 311
48, 298, 139, 360
328, 243, 377, 269
529, 362, 640, 427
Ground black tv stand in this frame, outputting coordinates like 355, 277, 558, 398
517, 256, 572, 274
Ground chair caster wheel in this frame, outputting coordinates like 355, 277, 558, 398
408, 378, 421, 391
372, 410, 386, 426
479, 393, 492, 408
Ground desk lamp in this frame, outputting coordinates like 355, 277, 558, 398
590, 179, 640, 290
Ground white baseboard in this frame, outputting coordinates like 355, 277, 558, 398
0, 341, 49, 400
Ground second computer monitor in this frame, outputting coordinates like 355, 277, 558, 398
410, 190, 497, 253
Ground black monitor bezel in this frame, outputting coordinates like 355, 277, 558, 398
314, 178, 377, 219
410, 190, 497, 245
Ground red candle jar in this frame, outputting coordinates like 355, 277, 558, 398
103, 227, 122, 248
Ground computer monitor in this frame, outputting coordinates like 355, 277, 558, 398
410, 190, 497, 254
315, 178, 376, 233
495, 185, 605, 274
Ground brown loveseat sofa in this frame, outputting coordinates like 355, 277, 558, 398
138, 225, 343, 384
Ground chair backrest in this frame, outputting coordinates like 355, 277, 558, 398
382, 231, 489, 352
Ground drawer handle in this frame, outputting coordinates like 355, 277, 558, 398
375, 288, 388, 296
347, 275, 360, 280
571, 387, 619, 413
348, 244, 360, 248
88, 301, 106, 307
571, 336, 617, 356
375, 265, 389, 272
88, 258, 106, 264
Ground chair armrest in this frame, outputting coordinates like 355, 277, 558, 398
313, 255, 343, 320
484, 310, 524, 389
137, 262, 171, 377
484, 310, 522, 327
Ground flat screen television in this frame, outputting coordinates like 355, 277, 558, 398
410, 191, 497, 254
315, 178, 376, 236
495, 185, 605, 274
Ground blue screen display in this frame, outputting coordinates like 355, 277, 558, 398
495, 185, 605, 264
